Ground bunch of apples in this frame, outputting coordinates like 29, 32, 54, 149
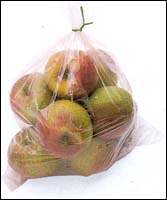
8, 49, 135, 178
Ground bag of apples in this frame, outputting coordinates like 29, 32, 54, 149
4, 6, 145, 190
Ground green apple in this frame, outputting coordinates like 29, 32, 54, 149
89, 86, 134, 140
69, 138, 110, 176
8, 128, 61, 178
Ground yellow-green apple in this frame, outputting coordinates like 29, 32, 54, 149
44, 50, 99, 99
10, 73, 52, 125
35, 100, 93, 159
89, 86, 134, 140
69, 138, 114, 176
8, 128, 61, 178
87, 49, 118, 88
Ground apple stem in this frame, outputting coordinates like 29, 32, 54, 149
72, 6, 93, 32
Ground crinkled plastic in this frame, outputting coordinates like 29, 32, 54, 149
3, 5, 162, 191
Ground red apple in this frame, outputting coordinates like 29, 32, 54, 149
35, 100, 93, 159
10, 73, 52, 125
44, 50, 99, 99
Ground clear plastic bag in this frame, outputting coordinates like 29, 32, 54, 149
3, 5, 162, 191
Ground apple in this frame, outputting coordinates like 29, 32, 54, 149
8, 128, 61, 178
35, 100, 93, 159
69, 138, 113, 176
87, 49, 118, 88
89, 86, 134, 140
44, 50, 99, 99
10, 73, 52, 125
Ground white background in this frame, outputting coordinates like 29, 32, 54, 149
1, 1, 166, 199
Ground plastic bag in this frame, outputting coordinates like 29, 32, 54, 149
3, 5, 161, 191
